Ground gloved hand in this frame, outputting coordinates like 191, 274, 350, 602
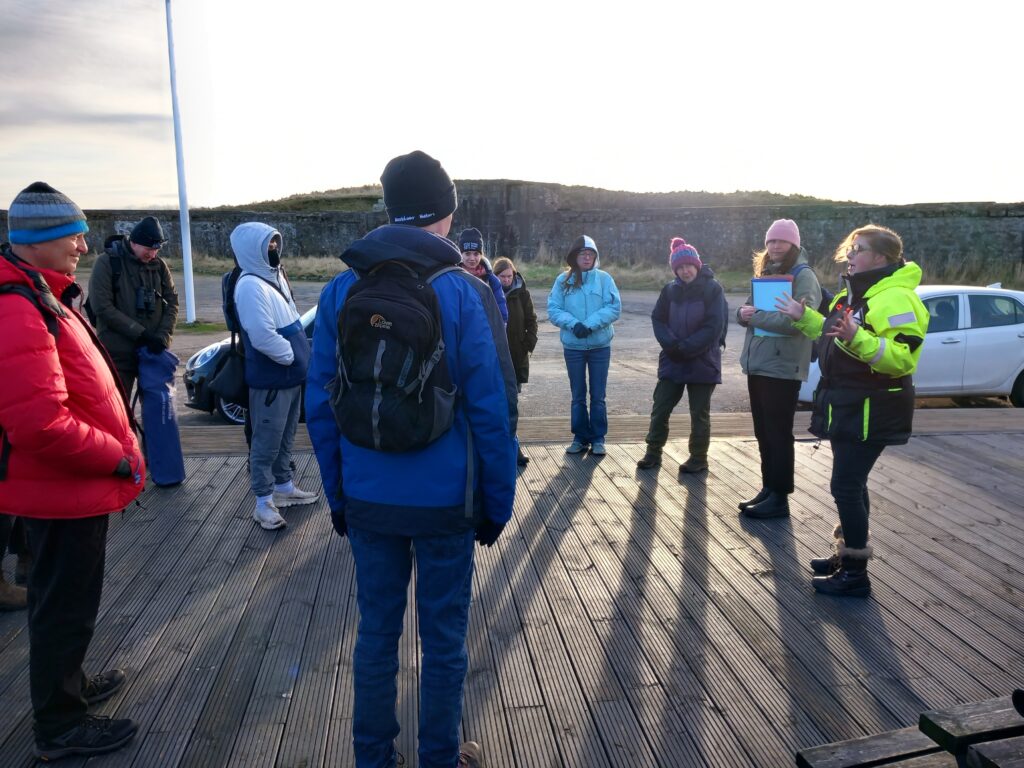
330, 507, 347, 538
139, 330, 167, 354
572, 322, 592, 338
475, 518, 506, 547
113, 457, 132, 477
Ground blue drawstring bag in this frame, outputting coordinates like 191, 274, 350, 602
137, 348, 186, 486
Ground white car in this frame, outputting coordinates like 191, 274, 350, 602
799, 284, 1024, 407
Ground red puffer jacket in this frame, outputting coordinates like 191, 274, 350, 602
0, 253, 145, 518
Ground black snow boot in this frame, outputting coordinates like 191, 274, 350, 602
812, 554, 872, 598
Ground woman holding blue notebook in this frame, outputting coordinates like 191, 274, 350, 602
736, 219, 822, 518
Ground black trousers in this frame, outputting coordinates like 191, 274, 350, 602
23, 515, 109, 739
829, 440, 885, 550
747, 375, 801, 495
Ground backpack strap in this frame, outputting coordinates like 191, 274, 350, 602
109, 253, 122, 306
0, 284, 62, 481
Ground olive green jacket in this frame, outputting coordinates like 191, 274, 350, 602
737, 248, 822, 381
88, 236, 178, 371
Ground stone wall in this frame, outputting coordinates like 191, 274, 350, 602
3, 182, 1021, 279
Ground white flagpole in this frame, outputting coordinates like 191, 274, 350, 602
165, 0, 196, 323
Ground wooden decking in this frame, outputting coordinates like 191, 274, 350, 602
1, 411, 1023, 767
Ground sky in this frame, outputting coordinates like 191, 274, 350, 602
1, 0, 1020, 209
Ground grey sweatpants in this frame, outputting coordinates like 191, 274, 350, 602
248, 385, 302, 497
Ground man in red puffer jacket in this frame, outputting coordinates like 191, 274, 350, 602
0, 182, 145, 762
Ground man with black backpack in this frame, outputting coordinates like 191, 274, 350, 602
306, 150, 518, 768
87, 216, 178, 403
230, 223, 318, 531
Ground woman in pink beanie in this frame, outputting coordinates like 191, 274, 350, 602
736, 219, 822, 518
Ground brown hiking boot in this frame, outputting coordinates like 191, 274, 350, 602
0, 574, 27, 612
678, 456, 708, 474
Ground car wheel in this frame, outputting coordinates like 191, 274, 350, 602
217, 396, 247, 425
1011, 373, 1024, 408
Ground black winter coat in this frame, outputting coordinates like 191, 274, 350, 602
502, 273, 538, 384
651, 267, 725, 384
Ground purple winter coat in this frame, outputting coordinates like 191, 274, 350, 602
651, 266, 726, 384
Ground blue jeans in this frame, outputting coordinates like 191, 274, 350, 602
348, 526, 476, 768
563, 345, 611, 444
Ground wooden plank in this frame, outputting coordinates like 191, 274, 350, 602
920, 697, 1024, 752
968, 734, 1024, 768
795, 726, 940, 768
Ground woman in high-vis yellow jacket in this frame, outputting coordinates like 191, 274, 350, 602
776, 224, 928, 598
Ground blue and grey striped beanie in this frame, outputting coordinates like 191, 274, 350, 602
7, 181, 88, 245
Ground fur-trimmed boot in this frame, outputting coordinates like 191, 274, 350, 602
0, 573, 27, 611
810, 525, 845, 575
812, 542, 872, 598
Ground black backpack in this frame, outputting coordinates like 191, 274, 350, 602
328, 261, 460, 452
83, 253, 122, 326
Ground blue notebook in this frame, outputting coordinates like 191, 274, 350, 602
751, 276, 793, 338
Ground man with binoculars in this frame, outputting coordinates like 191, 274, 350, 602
88, 216, 179, 403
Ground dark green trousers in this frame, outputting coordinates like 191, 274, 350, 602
644, 379, 716, 458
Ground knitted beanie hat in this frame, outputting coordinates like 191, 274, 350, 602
130, 216, 168, 248
566, 234, 599, 266
458, 227, 484, 253
7, 181, 88, 245
669, 237, 702, 271
380, 150, 458, 227
765, 218, 801, 248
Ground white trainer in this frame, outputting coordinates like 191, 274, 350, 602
253, 499, 286, 530
273, 484, 320, 508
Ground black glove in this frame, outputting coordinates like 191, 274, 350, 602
475, 518, 506, 547
113, 457, 132, 478
139, 330, 167, 354
572, 322, 592, 338
330, 507, 347, 538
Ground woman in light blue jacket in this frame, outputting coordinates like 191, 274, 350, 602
547, 235, 622, 455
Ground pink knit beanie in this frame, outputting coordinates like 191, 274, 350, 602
669, 237, 702, 271
765, 219, 800, 248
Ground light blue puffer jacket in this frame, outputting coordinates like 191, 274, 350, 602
547, 266, 622, 350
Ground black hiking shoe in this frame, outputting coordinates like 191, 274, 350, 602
741, 491, 790, 518
678, 457, 708, 474
34, 715, 138, 761
738, 487, 769, 511
812, 558, 871, 598
636, 450, 661, 469
83, 669, 126, 706
809, 553, 840, 575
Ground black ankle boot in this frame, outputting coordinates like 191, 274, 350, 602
738, 487, 769, 511
812, 556, 871, 597
517, 446, 529, 466
636, 449, 662, 469
741, 491, 789, 518
809, 553, 840, 575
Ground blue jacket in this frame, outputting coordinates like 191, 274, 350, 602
305, 224, 519, 536
652, 266, 725, 384
547, 266, 621, 350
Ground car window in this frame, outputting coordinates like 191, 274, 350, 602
924, 295, 959, 333
968, 295, 1023, 329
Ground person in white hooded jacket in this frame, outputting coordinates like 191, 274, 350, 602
230, 222, 318, 530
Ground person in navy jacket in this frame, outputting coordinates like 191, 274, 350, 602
306, 151, 517, 768
637, 238, 726, 473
